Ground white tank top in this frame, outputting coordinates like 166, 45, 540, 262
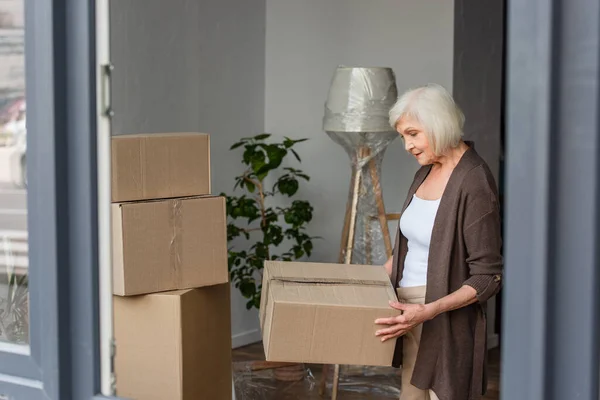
398, 194, 441, 288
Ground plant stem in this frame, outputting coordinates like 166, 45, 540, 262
256, 182, 266, 226
243, 173, 270, 260
256, 180, 271, 260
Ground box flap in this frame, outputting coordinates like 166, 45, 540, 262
261, 261, 396, 316
265, 260, 392, 285
154, 289, 195, 297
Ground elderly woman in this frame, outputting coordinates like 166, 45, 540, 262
375, 83, 503, 400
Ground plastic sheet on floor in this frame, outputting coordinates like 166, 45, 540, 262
233, 362, 401, 399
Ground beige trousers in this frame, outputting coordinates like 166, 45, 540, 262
397, 285, 439, 400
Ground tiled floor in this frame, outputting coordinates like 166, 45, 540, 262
232, 342, 501, 399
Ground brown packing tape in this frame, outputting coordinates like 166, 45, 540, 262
169, 199, 183, 284
270, 276, 389, 287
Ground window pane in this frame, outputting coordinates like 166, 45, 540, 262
0, 0, 27, 345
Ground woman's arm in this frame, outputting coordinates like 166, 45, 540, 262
426, 284, 477, 316
374, 285, 477, 342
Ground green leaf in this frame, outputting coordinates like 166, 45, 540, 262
257, 170, 269, 181
284, 137, 308, 148
293, 245, 304, 259
291, 149, 301, 162
250, 150, 266, 174
283, 200, 313, 228
255, 242, 269, 259
240, 280, 256, 298
303, 240, 313, 256
266, 225, 284, 246
284, 167, 310, 181
243, 145, 258, 165
246, 181, 256, 193
264, 209, 279, 224
276, 176, 299, 196
283, 137, 294, 148
256, 163, 275, 178
230, 142, 244, 150
227, 223, 242, 241
254, 133, 271, 140
265, 145, 287, 169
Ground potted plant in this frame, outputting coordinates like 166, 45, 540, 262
222, 133, 317, 381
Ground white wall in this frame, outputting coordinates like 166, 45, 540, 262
110, 0, 266, 348
265, 0, 454, 263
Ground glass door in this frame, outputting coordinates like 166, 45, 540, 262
0, 0, 120, 398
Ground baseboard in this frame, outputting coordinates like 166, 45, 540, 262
487, 333, 499, 350
231, 328, 262, 349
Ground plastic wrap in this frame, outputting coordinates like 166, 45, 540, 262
233, 362, 401, 399
323, 67, 398, 133
323, 66, 399, 266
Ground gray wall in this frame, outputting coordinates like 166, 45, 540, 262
265, 0, 455, 263
110, 0, 266, 348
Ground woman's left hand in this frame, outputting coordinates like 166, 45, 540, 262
374, 301, 438, 342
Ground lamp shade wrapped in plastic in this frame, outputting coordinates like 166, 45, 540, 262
323, 66, 397, 133
323, 66, 398, 266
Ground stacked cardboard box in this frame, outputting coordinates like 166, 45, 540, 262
111, 133, 232, 400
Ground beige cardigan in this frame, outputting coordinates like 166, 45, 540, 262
390, 144, 503, 400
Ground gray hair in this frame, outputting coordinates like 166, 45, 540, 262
388, 83, 465, 155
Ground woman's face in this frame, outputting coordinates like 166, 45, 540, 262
395, 115, 436, 166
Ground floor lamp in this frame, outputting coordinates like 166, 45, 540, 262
320, 66, 398, 398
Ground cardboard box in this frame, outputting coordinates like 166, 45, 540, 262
260, 261, 400, 367
114, 284, 232, 400
111, 133, 211, 203
112, 195, 228, 296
